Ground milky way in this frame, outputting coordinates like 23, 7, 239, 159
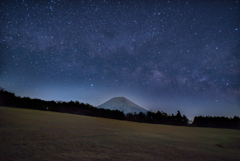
0, 0, 239, 119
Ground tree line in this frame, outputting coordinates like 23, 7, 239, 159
126, 110, 189, 126
0, 88, 239, 129
192, 115, 239, 129
0, 88, 125, 120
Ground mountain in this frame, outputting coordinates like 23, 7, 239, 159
97, 97, 148, 114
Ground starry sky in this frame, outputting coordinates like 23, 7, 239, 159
0, 0, 239, 120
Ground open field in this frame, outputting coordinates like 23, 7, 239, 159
0, 107, 239, 161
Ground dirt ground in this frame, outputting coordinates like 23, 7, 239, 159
0, 106, 239, 161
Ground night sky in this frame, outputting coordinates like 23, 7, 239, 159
1, 0, 239, 120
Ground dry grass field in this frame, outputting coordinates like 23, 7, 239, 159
0, 106, 239, 161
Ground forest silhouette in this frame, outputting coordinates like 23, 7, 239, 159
0, 88, 239, 129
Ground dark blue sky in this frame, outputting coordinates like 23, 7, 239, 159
1, 0, 239, 120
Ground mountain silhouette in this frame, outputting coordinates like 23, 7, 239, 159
97, 97, 148, 114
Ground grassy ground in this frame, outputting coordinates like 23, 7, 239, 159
0, 107, 239, 161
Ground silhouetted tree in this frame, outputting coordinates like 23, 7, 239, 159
136, 112, 146, 122
126, 113, 134, 121
146, 111, 154, 123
